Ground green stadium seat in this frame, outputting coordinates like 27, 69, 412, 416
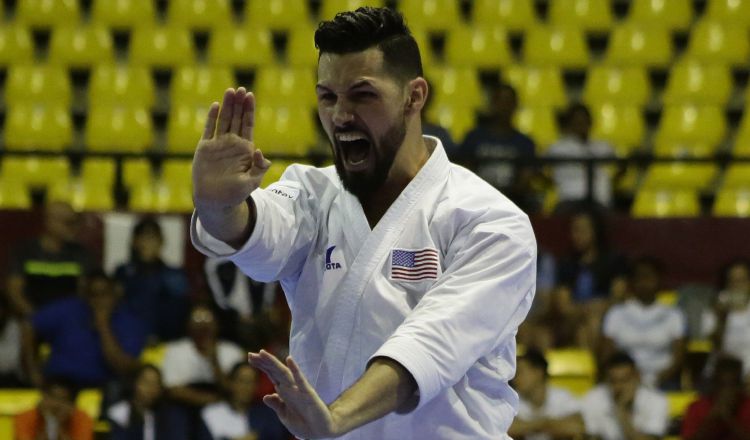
129, 26, 195, 68
626, 0, 694, 32
444, 25, 513, 69
207, 27, 275, 69
15, 0, 80, 28
166, 0, 233, 30
548, 0, 614, 33
522, 26, 589, 69
48, 25, 114, 68
85, 106, 154, 152
471, 0, 538, 32
89, 64, 155, 109
0, 25, 34, 66
90, 0, 156, 30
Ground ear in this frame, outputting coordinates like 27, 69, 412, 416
404, 77, 428, 115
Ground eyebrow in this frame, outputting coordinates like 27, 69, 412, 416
316, 80, 376, 93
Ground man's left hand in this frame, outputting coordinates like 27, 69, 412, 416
248, 350, 340, 439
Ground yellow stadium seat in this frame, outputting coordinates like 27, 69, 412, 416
207, 27, 275, 69
425, 104, 476, 143
662, 60, 732, 106
319, 0, 385, 21
0, 179, 32, 209
685, 20, 749, 67
548, 0, 614, 33
605, 23, 672, 68
128, 183, 155, 212
0, 25, 34, 66
705, 0, 750, 28
4, 64, 71, 107
89, 64, 155, 109
49, 179, 115, 211
641, 163, 718, 190
0, 389, 39, 414
261, 161, 294, 188
254, 66, 318, 110
503, 65, 566, 109
254, 106, 317, 155
734, 111, 750, 157
129, 26, 195, 68
472, 0, 538, 32
167, 105, 211, 152
3, 105, 73, 151
627, 0, 694, 32
546, 348, 596, 394
444, 25, 513, 69
245, 0, 313, 31
657, 289, 678, 306
170, 66, 236, 107
85, 106, 153, 152
653, 105, 726, 155
6, 157, 70, 191
81, 158, 116, 188
666, 391, 697, 419
162, 160, 193, 190
722, 164, 750, 188
515, 107, 559, 151
426, 67, 483, 110
48, 25, 114, 68
632, 189, 701, 217
166, 0, 233, 30
140, 344, 167, 367
522, 26, 589, 69
123, 158, 154, 189
399, 0, 462, 32
548, 376, 595, 396
152, 180, 194, 213
713, 188, 750, 217
76, 390, 102, 420
15, 0, 80, 27
91, 0, 156, 29
590, 104, 645, 155
582, 66, 651, 108
286, 25, 318, 67
410, 28, 436, 70
0, 416, 12, 439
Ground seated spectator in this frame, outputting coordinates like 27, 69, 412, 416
115, 217, 190, 343
199, 362, 288, 440
22, 270, 147, 390
601, 257, 687, 389
509, 349, 584, 440
14, 376, 94, 440
581, 352, 669, 440
546, 103, 617, 210
681, 355, 750, 440
6, 201, 93, 317
0, 291, 24, 387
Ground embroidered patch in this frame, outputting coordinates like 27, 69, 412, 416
389, 248, 439, 281
265, 183, 300, 201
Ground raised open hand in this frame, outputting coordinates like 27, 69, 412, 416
192, 88, 271, 210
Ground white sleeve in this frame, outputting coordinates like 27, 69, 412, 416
639, 392, 669, 436
191, 165, 317, 283
670, 308, 688, 339
602, 307, 619, 339
580, 389, 605, 436
161, 343, 190, 387
371, 211, 536, 409
554, 389, 582, 417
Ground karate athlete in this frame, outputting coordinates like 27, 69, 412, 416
191, 7, 536, 440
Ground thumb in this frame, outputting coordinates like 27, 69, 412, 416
263, 393, 286, 415
253, 149, 271, 170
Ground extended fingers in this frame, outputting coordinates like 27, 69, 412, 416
201, 102, 220, 140
240, 92, 255, 141
229, 87, 247, 135
287, 357, 315, 393
249, 350, 294, 387
216, 89, 236, 135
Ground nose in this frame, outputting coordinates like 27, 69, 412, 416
331, 100, 354, 127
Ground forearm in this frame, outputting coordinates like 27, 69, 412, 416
7, 276, 33, 317
95, 322, 139, 375
328, 357, 418, 436
20, 321, 41, 381
195, 197, 256, 249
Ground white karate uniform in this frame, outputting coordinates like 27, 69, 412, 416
192, 138, 537, 439
581, 385, 668, 440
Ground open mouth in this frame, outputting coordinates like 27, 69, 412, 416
336, 131, 372, 170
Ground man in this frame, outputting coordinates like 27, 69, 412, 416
14, 377, 94, 440
681, 355, 750, 440
581, 352, 669, 440
191, 7, 535, 440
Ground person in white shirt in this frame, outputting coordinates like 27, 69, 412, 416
190, 6, 536, 440
509, 349, 584, 440
601, 257, 687, 388
581, 352, 669, 440
0, 294, 23, 386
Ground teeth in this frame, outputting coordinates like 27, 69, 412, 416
336, 132, 367, 142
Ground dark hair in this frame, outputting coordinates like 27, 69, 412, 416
627, 256, 663, 279
521, 348, 548, 377
493, 82, 518, 104
605, 351, 636, 371
86, 267, 111, 282
315, 6, 423, 83
712, 355, 744, 384
133, 216, 163, 240
42, 376, 80, 401
124, 364, 163, 401
572, 207, 608, 252
718, 258, 750, 291
229, 361, 258, 380
563, 102, 591, 127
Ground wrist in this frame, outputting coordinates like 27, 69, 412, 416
327, 401, 350, 437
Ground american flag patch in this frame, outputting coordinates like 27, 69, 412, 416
390, 248, 440, 281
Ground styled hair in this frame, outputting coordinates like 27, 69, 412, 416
42, 376, 80, 401
627, 256, 664, 279
521, 348, 549, 377
605, 351, 636, 371
315, 6, 423, 83
133, 216, 163, 240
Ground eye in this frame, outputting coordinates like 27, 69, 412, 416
317, 92, 336, 103
354, 91, 377, 100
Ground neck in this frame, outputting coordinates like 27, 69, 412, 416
528, 383, 547, 407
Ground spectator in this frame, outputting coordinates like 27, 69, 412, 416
6, 201, 93, 317
115, 217, 190, 343
22, 270, 147, 390
546, 103, 617, 210
14, 376, 94, 440
0, 291, 24, 387
509, 349, 584, 440
681, 355, 750, 440
581, 352, 669, 440
601, 257, 687, 389
199, 362, 289, 440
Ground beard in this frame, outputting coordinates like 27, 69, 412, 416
332, 115, 407, 201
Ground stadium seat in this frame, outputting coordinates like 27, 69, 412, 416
0, 416, 12, 439
503, 65, 567, 109
85, 106, 153, 152
641, 163, 718, 191
123, 158, 154, 190
140, 344, 167, 367
410, 27, 436, 69
514, 106, 559, 151
207, 27, 275, 69
604, 23, 673, 68
0, 179, 32, 209
3, 105, 73, 151
245, 0, 313, 31
666, 391, 697, 419
722, 164, 750, 188
90, 0, 156, 30
653, 105, 727, 155
151, 180, 194, 213
167, 105, 212, 152
582, 66, 651, 108
89, 64, 155, 109
4, 64, 71, 108
254, 106, 317, 155
0, 25, 34, 66
81, 158, 116, 189
162, 160, 192, 190
0, 389, 39, 415
631, 189, 701, 217
48, 25, 114, 68
590, 104, 645, 156
0, 156, 70, 193
733, 111, 750, 157
254, 66, 318, 110
48, 178, 115, 211
166, 0, 233, 30
425, 104, 476, 143
547, 0, 614, 33
129, 26, 195, 68
705, 0, 750, 28
77, 390, 102, 420
170, 66, 235, 107
662, 60, 732, 106
319, 0, 385, 21
685, 20, 749, 67
626, 0, 694, 32
286, 25, 319, 67
399, 0, 462, 32
444, 25, 512, 69
426, 67, 484, 110
522, 26, 589, 69
471, 0, 538, 32
546, 348, 596, 395
15, 0, 80, 27
713, 188, 750, 217
261, 161, 294, 188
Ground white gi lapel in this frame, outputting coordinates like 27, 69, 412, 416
314, 139, 450, 402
